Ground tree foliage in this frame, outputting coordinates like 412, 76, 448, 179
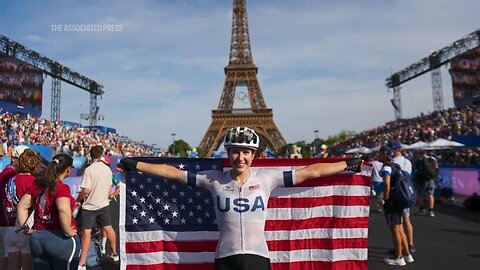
169, 139, 191, 157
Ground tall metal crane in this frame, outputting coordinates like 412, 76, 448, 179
0, 35, 104, 126
386, 29, 480, 120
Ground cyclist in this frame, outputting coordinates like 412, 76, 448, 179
118, 127, 362, 270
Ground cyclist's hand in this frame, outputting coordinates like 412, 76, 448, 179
118, 158, 138, 172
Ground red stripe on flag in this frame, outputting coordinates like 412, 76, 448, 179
126, 240, 218, 253
265, 217, 369, 230
125, 237, 368, 254
295, 175, 370, 187
267, 238, 368, 251
268, 196, 369, 208
272, 260, 368, 270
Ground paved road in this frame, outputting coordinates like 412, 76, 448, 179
97, 198, 480, 270
368, 200, 480, 269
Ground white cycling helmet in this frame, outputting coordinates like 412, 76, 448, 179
224, 127, 260, 150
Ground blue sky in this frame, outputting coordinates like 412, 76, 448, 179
1, 0, 479, 148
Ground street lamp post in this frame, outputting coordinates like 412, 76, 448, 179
171, 133, 176, 156
313, 130, 319, 157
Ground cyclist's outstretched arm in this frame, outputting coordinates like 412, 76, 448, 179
294, 158, 362, 185
118, 158, 187, 184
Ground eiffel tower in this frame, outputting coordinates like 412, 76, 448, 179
198, 0, 286, 157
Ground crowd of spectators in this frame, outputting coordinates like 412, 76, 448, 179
330, 105, 480, 165
1, 104, 479, 164
0, 112, 155, 157
428, 148, 480, 166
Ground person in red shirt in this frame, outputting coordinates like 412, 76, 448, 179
16, 154, 80, 270
0, 145, 29, 269
4, 149, 42, 270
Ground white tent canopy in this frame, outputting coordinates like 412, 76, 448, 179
345, 147, 371, 154
369, 142, 409, 152
406, 141, 429, 149
345, 148, 359, 154
348, 139, 465, 154
427, 138, 465, 149
357, 147, 371, 154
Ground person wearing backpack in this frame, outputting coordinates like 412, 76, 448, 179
415, 151, 438, 217
379, 143, 415, 266
388, 140, 416, 254
0, 145, 29, 269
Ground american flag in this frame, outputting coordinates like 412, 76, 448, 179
119, 158, 370, 270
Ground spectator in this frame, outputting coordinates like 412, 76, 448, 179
0, 145, 29, 269
16, 154, 80, 270
378, 145, 414, 266
319, 144, 329, 158
369, 152, 384, 212
388, 140, 416, 254
4, 149, 42, 270
76, 146, 119, 270
415, 150, 439, 217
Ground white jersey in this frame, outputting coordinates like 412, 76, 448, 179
189, 169, 295, 259
393, 155, 412, 174
371, 160, 384, 183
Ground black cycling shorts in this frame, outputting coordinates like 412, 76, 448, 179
214, 254, 271, 270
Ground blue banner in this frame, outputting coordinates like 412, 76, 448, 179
25, 144, 54, 161
0, 157, 11, 171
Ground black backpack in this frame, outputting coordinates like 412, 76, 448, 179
420, 157, 438, 180
390, 163, 417, 210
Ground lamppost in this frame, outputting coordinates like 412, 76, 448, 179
313, 130, 319, 157
171, 133, 176, 156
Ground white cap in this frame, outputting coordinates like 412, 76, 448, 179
12, 145, 29, 158
320, 144, 327, 150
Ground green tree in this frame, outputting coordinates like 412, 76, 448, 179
169, 139, 191, 157
324, 130, 356, 146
